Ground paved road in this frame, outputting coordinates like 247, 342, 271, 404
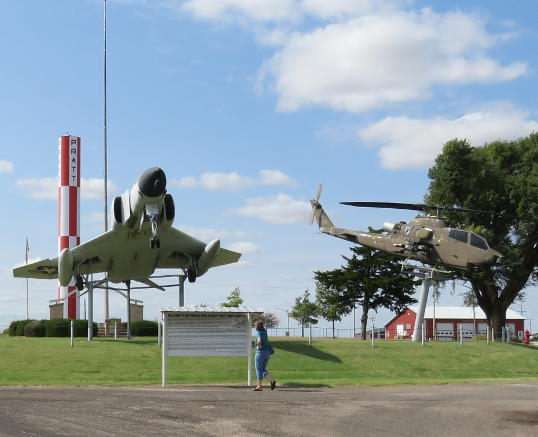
0, 383, 537, 436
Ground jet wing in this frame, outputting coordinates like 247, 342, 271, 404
13, 230, 116, 280
70, 230, 115, 275
13, 258, 59, 280
156, 227, 241, 271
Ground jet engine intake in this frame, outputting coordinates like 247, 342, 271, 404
383, 222, 397, 233
58, 248, 74, 287
164, 193, 175, 223
113, 196, 123, 224
416, 228, 433, 240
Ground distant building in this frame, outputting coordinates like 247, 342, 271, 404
384, 306, 525, 341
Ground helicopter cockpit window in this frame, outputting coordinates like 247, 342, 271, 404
448, 229, 468, 243
470, 233, 488, 250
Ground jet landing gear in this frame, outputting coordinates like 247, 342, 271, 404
75, 275, 84, 291
187, 268, 196, 283
149, 215, 160, 249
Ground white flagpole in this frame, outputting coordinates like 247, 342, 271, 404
103, 0, 110, 322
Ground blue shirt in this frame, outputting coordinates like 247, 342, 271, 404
256, 330, 269, 352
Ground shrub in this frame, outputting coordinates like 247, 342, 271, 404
8, 319, 34, 336
8, 321, 17, 336
45, 318, 71, 337
43, 319, 98, 337
72, 319, 98, 337
131, 320, 158, 336
24, 320, 46, 337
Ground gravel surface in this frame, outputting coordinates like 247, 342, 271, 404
0, 383, 537, 436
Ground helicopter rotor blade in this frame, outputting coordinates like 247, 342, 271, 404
340, 202, 426, 211
340, 201, 494, 215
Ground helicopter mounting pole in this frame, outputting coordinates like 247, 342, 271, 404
400, 264, 453, 342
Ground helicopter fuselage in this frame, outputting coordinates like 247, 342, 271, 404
314, 204, 502, 269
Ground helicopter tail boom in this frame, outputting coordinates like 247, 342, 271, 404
310, 199, 335, 233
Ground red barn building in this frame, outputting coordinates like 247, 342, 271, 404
385, 306, 525, 341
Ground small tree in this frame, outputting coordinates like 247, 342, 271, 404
221, 287, 243, 307
316, 281, 345, 338
290, 290, 319, 337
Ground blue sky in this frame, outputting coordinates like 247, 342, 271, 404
1, 0, 537, 332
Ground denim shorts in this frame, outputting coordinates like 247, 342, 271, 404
255, 350, 270, 380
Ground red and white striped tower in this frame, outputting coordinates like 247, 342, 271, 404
58, 135, 81, 319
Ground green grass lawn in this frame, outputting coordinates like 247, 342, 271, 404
1, 335, 537, 387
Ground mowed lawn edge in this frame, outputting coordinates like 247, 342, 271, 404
1, 335, 537, 387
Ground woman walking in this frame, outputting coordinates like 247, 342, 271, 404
252, 320, 276, 391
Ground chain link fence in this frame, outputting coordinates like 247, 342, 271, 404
265, 325, 525, 342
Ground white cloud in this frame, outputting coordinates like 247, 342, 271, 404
258, 169, 296, 186
177, 225, 247, 242
16, 177, 117, 200
228, 241, 261, 254
300, 0, 399, 19
261, 9, 526, 112
16, 177, 57, 199
0, 160, 13, 173
82, 178, 118, 199
182, 0, 299, 23
231, 193, 310, 224
176, 172, 256, 191
359, 104, 538, 169
123, 3, 526, 114
181, 0, 401, 23
172, 169, 296, 191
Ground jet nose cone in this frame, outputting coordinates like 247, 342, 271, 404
139, 167, 167, 197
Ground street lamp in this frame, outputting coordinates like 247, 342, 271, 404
276, 308, 290, 337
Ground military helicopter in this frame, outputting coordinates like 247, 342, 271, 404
309, 186, 503, 270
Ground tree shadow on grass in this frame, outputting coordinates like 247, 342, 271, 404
272, 341, 342, 363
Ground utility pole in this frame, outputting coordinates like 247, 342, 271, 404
276, 308, 290, 336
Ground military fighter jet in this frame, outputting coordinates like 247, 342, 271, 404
310, 186, 502, 270
13, 167, 241, 289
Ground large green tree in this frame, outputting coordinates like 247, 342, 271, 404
314, 243, 418, 340
426, 134, 538, 334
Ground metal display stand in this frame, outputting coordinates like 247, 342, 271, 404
400, 263, 454, 342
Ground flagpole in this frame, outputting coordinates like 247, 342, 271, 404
103, 0, 110, 323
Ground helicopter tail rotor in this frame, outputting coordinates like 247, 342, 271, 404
309, 184, 323, 225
